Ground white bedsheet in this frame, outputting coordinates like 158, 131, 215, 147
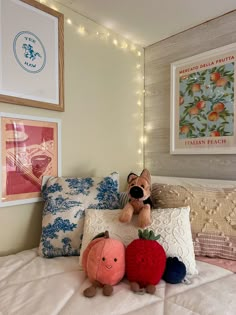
0, 249, 235, 315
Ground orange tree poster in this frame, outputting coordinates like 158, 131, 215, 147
170, 43, 236, 154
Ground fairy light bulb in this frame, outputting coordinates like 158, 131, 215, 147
113, 39, 118, 46
121, 41, 128, 49
67, 18, 72, 25
78, 26, 85, 35
144, 124, 152, 132
139, 136, 147, 144
137, 51, 142, 56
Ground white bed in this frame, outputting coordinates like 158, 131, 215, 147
1, 175, 236, 315
0, 248, 235, 315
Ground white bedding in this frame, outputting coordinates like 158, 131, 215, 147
0, 249, 235, 315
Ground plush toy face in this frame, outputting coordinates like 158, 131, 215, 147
127, 169, 151, 201
82, 232, 125, 286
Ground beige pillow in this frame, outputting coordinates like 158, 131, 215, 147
151, 183, 236, 260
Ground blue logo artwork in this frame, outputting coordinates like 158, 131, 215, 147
13, 31, 46, 73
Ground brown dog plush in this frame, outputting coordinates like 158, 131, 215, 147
119, 169, 152, 228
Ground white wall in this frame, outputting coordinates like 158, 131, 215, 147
0, 1, 144, 255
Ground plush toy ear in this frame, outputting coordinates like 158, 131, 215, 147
140, 169, 151, 185
127, 172, 138, 184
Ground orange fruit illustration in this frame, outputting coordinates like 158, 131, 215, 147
180, 126, 190, 134
210, 72, 221, 82
188, 106, 199, 115
196, 100, 205, 110
179, 96, 184, 105
215, 77, 228, 87
191, 83, 201, 92
212, 102, 225, 113
208, 111, 219, 121
210, 131, 220, 137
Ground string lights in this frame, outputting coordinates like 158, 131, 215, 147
38, 0, 145, 169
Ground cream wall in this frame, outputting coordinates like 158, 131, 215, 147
0, 2, 144, 255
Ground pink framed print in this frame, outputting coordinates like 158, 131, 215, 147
170, 43, 236, 154
0, 112, 61, 207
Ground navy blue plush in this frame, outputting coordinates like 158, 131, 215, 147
163, 257, 186, 284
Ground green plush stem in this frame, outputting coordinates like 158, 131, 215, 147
138, 229, 160, 241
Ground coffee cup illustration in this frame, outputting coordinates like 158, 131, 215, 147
31, 155, 52, 178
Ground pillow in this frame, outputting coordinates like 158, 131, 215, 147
38, 172, 120, 258
151, 183, 236, 260
79, 207, 197, 275
119, 191, 129, 208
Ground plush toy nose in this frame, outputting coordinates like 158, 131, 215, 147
130, 186, 144, 199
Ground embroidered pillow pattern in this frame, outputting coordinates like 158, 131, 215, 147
38, 172, 120, 258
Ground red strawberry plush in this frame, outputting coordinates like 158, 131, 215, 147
126, 229, 166, 294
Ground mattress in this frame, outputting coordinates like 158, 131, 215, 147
0, 249, 235, 315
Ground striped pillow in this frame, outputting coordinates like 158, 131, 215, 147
119, 191, 129, 209
193, 233, 236, 260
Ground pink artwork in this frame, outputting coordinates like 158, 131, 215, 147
1, 114, 60, 206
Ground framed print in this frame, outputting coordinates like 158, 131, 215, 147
170, 43, 236, 154
0, 112, 61, 207
0, 0, 64, 111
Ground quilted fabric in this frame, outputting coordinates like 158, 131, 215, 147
79, 208, 198, 275
151, 183, 236, 260
1, 249, 236, 315
38, 173, 120, 257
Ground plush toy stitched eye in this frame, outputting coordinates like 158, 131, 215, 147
114, 258, 117, 262
102, 257, 106, 261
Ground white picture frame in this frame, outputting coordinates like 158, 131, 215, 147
0, 112, 61, 207
170, 43, 236, 154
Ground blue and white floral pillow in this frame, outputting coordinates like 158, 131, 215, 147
38, 172, 120, 258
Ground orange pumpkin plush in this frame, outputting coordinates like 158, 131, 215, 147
82, 231, 125, 297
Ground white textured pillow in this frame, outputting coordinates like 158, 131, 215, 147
80, 207, 197, 275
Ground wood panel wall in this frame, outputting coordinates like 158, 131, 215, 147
144, 10, 236, 179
